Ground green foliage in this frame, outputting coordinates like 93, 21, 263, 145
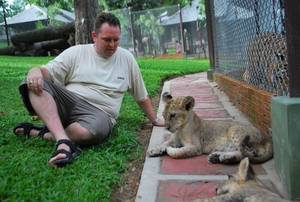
35, 20, 46, 29
0, 55, 209, 201
7, 0, 27, 16
46, 4, 64, 26
105, 0, 160, 11
135, 12, 164, 38
196, 0, 206, 27
27, 0, 73, 11
0, 0, 27, 23
99, 0, 187, 11
0, 0, 8, 24
98, 0, 109, 12
161, 0, 188, 7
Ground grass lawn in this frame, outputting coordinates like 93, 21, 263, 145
0, 55, 209, 201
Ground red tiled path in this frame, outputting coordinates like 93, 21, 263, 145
161, 155, 266, 175
157, 73, 266, 201
136, 72, 274, 202
157, 180, 220, 202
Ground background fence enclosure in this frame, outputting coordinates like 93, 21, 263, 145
208, 0, 288, 137
111, 2, 208, 59
1, 2, 208, 58
210, 0, 287, 96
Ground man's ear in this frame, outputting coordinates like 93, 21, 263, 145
162, 92, 173, 102
92, 31, 97, 42
238, 157, 256, 181
182, 96, 195, 111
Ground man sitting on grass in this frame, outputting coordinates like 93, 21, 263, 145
13, 12, 164, 167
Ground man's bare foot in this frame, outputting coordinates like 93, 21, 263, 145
48, 139, 82, 167
49, 143, 70, 165
13, 123, 44, 137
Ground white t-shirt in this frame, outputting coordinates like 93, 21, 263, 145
44, 44, 148, 125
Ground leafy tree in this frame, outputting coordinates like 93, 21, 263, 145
27, 0, 73, 11
135, 12, 164, 54
103, 0, 159, 11
98, 0, 109, 11
26, 0, 74, 27
1, 0, 26, 23
196, 0, 205, 26
46, 3, 64, 26
0, 0, 8, 22
159, 0, 192, 7
101, 0, 189, 11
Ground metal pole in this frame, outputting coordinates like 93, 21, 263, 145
285, 0, 300, 97
178, 4, 185, 52
2, 5, 10, 46
129, 7, 136, 57
205, 0, 215, 70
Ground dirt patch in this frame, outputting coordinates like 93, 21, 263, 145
110, 55, 182, 202
110, 93, 161, 202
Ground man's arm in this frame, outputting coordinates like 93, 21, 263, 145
137, 96, 164, 127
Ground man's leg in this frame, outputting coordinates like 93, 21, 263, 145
27, 89, 93, 165
15, 78, 111, 165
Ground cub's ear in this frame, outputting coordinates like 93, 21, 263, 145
162, 92, 173, 102
182, 96, 195, 111
238, 157, 255, 181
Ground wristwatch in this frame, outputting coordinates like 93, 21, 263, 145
152, 117, 160, 125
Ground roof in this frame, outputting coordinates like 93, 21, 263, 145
161, 0, 206, 26
1, 5, 75, 26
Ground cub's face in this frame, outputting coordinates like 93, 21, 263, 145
216, 174, 240, 195
163, 97, 189, 133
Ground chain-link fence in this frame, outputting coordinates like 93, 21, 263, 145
210, 0, 288, 96
112, 1, 208, 58
1, 1, 208, 58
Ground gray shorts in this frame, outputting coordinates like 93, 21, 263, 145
19, 78, 113, 145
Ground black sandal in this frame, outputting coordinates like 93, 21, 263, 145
13, 122, 47, 137
50, 139, 82, 167
37, 126, 49, 138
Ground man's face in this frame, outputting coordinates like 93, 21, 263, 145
92, 22, 120, 58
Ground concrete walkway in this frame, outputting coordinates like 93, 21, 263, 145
135, 72, 290, 202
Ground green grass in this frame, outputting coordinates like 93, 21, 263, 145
0, 55, 209, 201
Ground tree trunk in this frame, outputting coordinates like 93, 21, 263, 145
15, 49, 48, 57
33, 38, 71, 51
11, 23, 75, 46
0, 38, 71, 56
0, 46, 17, 56
74, 0, 100, 45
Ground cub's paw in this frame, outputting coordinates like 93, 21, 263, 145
207, 153, 221, 163
166, 146, 176, 154
146, 147, 165, 157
